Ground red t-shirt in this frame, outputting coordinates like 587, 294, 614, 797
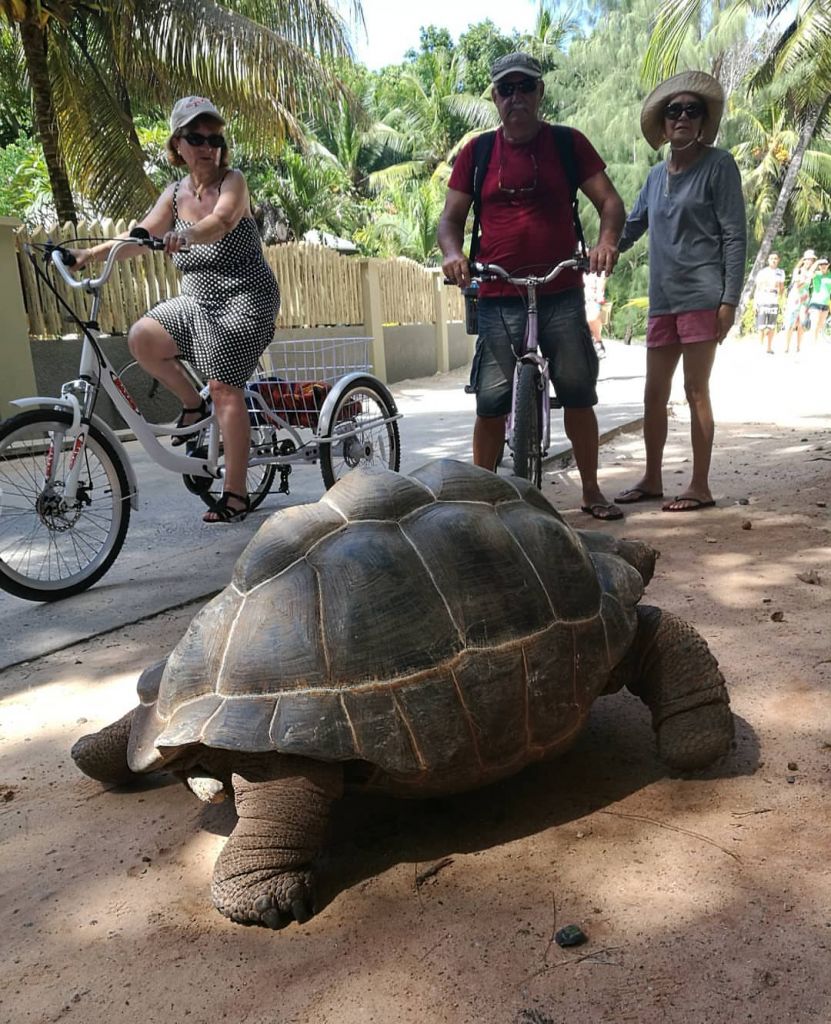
448, 124, 605, 297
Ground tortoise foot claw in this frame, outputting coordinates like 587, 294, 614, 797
212, 869, 316, 928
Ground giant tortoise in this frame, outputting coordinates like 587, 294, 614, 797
72, 460, 733, 929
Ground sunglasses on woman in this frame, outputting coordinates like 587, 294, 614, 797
495, 78, 539, 98
182, 131, 226, 149
664, 102, 705, 121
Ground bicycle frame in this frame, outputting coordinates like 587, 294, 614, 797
508, 278, 551, 457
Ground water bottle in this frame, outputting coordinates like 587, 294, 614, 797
463, 280, 480, 335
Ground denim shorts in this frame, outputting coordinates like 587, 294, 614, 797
468, 290, 598, 417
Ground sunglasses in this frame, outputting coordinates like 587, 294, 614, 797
495, 78, 539, 98
664, 102, 705, 121
182, 131, 226, 149
498, 154, 538, 196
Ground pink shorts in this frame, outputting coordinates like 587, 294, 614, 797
647, 309, 719, 348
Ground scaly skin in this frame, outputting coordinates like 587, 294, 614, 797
71, 710, 136, 784
621, 605, 734, 770
211, 756, 344, 929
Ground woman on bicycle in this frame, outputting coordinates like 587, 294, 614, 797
71, 96, 280, 523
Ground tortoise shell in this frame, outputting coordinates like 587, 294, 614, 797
128, 461, 643, 793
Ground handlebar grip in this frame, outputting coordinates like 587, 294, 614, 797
128, 226, 166, 250
59, 249, 77, 267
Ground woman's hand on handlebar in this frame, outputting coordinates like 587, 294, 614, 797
442, 251, 471, 289
161, 229, 191, 254
64, 247, 91, 271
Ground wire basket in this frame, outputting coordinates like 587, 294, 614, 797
248, 337, 371, 430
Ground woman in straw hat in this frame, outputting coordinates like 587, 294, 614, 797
783, 251, 816, 355
614, 71, 746, 512
71, 97, 280, 524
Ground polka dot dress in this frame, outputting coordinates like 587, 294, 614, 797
145, 175, 280, 388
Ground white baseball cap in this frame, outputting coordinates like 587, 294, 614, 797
170, 96, 225, 133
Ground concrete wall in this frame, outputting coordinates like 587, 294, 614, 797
449, 322, 474, 370
384, 324, 438, 382
0, 218, 37, 420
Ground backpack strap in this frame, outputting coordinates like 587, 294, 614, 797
549, 124, 588, 258
467, 124, 588, 263
469, 130, 496, 264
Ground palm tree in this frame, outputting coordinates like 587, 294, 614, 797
0, 0, 361, 223
361, 176, 445, 263
520, 0, 579, 66
731, 99, 831, 239
371, 48, 498, 189
262, 147, 354, 240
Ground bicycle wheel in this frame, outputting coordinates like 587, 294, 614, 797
117, 359, 180, 426
184, 425, 277, 512
512, 363, 543, 488
0, 409, 131, 601
319, 377, 401, 489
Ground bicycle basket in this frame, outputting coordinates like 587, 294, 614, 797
249, 337, 370, 429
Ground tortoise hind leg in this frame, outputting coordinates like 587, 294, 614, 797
626, 606, 734, 770
71, 709, 137, 784
212, 756, 343, 929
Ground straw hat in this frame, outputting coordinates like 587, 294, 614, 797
640, 71, 724, 150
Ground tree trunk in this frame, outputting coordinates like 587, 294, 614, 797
18, 18, 77, 225
738, 103, 823, 319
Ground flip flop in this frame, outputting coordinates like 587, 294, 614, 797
615, 487, 664, 504
581, 502, 624, 521
662, 497, 716, 513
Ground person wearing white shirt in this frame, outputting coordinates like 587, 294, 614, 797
754, 253, 785, 354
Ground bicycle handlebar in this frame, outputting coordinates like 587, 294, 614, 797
471, 257, 588, 286
48, 228, 182, 292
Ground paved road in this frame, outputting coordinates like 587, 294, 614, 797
0, 341, 650, 668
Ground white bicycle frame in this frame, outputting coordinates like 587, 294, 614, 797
15, 242, 399, 505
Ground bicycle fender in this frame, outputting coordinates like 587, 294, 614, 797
9, 398, 139, 509
316, 373, 400, 437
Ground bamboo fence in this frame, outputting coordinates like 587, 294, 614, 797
14, 221, 465, 339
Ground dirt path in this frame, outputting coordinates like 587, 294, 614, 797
1, 341, 829, 1024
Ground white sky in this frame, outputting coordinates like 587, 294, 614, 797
339, 0, 540, 69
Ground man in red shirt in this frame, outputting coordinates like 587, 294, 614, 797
438, 52, 625, 520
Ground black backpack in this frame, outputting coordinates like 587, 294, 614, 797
468, 124, 587, 264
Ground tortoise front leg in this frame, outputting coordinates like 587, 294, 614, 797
212, 756, 343, 929
625, 606, 734, 770
71, 709, 137, 784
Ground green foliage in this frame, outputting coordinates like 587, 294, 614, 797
0, 25, 29, 146
355, 176, 445, 262
255, 147, 356, 240
0, 132, 54, 225
0, 0, 359, 221
456, 21, 516, 96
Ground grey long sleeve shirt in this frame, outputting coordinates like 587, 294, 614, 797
619, 147, 747, 314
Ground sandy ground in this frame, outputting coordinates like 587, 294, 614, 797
1, 338, 830, 1024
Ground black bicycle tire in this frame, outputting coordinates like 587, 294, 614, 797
512, 363, 543, 487
0, 408, 131, 601
319, 377, 401, 489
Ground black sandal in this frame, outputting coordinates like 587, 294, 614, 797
203, 491, 250, 524
171, 397, 208, 447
